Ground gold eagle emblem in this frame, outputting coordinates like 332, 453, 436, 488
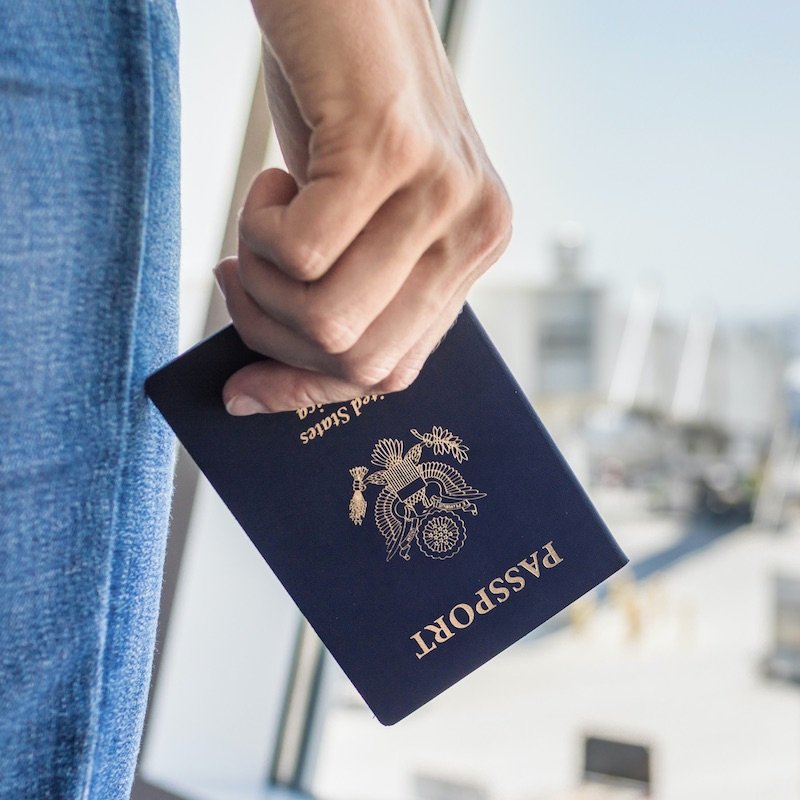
349, 427, 485, 562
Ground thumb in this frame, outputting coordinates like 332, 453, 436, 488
223, 360, 367, 415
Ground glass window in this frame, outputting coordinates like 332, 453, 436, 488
311, 3, 800, 799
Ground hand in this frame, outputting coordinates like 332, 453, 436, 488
215, 0, 512, 415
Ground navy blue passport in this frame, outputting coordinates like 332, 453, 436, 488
145, 306, 627, 724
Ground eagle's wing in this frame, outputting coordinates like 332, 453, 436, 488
419, 461, 486, 499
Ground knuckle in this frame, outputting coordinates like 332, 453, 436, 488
430, 164, 472, 218
475, 177, 513, 256
377, 105, 427, 174
277, 239, 327, 281
286, 379, 322, 414
338, 353, 394, 388
381, 362, 422, 394
239, 206, 326, 281
302, 310, 360, 355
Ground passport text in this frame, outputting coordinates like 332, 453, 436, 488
410, 541, 564, 659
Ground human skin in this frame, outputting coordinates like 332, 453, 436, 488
215, 0, 512, 414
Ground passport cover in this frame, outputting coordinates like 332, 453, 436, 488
145, 305, 627, 724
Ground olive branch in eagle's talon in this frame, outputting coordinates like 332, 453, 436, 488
411, 426, 469, 463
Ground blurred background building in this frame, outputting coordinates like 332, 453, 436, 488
133, 2, 800, 800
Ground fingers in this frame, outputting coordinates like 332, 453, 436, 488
221, 284, 464, 415
320, 180, 512, 386
238, 122, 417, 282
215, 257, 328, 374
219, 183, 511, 414
218, 254, 410, 387
236, 177, 467, 355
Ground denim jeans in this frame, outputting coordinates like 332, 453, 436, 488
0, 2, 180, 798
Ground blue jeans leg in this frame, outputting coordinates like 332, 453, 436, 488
0, 2, 180, 798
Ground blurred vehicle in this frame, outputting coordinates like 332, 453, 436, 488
582, 405, 758, 522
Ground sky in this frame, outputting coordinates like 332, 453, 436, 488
457, 0, 800, 321
176, 1, 800, 346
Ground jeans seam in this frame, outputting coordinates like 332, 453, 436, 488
80, 3, 155, 797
